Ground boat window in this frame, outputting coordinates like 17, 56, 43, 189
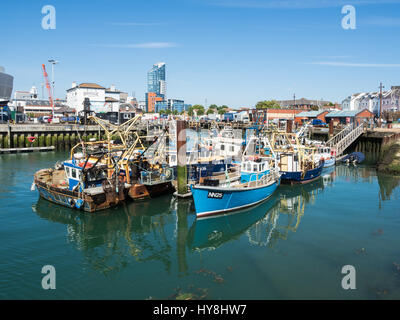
230, 146, 234, 152
221, 144, 225, 151
242, 163, 245, 170
71, 169, 77, 179
253, 164, 257, 172
65, 166, 71, 177
261, 164, 265, 171
247, 163, 251, 171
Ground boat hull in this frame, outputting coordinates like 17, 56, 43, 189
191, 178, 280, 218
323, 158, 335, 168
280, 162, 324, 184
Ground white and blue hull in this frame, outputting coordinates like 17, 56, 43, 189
323, 158, 335, 168
190, 178, 280, 218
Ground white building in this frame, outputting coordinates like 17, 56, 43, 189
66, 82, 128, 113
342, 86, 400, 115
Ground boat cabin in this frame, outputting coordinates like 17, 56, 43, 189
240, 158, 271, 183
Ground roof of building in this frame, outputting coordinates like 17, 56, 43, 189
295, 110, 327, 118
24, 99, 67, 107
105, 97, 119, 102
67, 83, 105, 91
278, 98, 331, 107
326, 109, 373, 117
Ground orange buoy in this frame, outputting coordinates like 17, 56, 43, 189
78, 162, 93, 169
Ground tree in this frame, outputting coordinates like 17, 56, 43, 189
217, 105, 228, 115
208, 104, 218, 110
207, 108, 215, 115
255, 100, 281, 109
159, 109, 166, 115
188, 104, 205, 116
310, 105, 319, 111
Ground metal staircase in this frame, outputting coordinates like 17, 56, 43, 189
326, 123, 364, 156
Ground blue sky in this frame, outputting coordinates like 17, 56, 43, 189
1, 0, 400, 108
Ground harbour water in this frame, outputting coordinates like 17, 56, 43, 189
1, 151, 400, 299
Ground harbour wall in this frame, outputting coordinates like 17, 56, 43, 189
0, 124, 109, 150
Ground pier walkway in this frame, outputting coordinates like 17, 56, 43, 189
326, 123, 365, 156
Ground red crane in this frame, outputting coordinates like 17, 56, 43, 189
42, 64, 54, 118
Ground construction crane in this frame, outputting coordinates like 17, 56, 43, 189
41, 64, 54, 118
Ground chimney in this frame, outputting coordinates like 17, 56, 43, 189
72, 81, 77, 88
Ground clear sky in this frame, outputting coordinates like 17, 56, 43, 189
1, 0, 400, 108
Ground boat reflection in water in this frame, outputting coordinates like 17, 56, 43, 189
32, 169, 333, 275
189, 177, 326, 251
32, 195, 177, 275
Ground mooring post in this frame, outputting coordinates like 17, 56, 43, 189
286, 120, 293, 133
329, 120, 334, 138
176, 120, 188, 196
7, 123, 11, 149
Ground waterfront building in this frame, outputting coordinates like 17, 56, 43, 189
325, 109, 374, 126
66, 82, 127, 113
249, 108, 304, 123
168, 99, 184, 113
294, 110, 330, 125
342, 87, 400, 114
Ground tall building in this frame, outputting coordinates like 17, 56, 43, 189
147, 62, 166, 99
145, 92, 163, 113
0, 67, 13, 103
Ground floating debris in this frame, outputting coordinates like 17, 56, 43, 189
176, 292, 196, 300
214, 275, 225, 283
168, 286, 208, 300
372, 229, 384, 236
226, 266, 233, 272
376, 289, 389, 296
394, 262, 400, 274
355, 247, 367, 255
194, 268, 225, 284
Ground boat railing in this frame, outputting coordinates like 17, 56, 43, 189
247, 170, 277, 188
140, 167, 174, 185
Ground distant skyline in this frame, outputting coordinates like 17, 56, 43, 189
2, 0, 400, 108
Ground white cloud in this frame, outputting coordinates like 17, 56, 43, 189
94, 42, 178, 49
307, 61, 400, 67
110, 22, 162, 26
363, 17, 400, 27
207, 0, 400, 9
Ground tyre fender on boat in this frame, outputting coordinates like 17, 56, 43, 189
69, 198, 75, 208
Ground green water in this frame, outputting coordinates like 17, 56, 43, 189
1, 151, 400, 299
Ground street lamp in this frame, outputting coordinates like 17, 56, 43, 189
48, 59, 59, 101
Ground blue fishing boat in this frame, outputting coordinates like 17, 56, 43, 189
191, 156, 280, 218
271, 132, 324, 184
279, 153, 324, 184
